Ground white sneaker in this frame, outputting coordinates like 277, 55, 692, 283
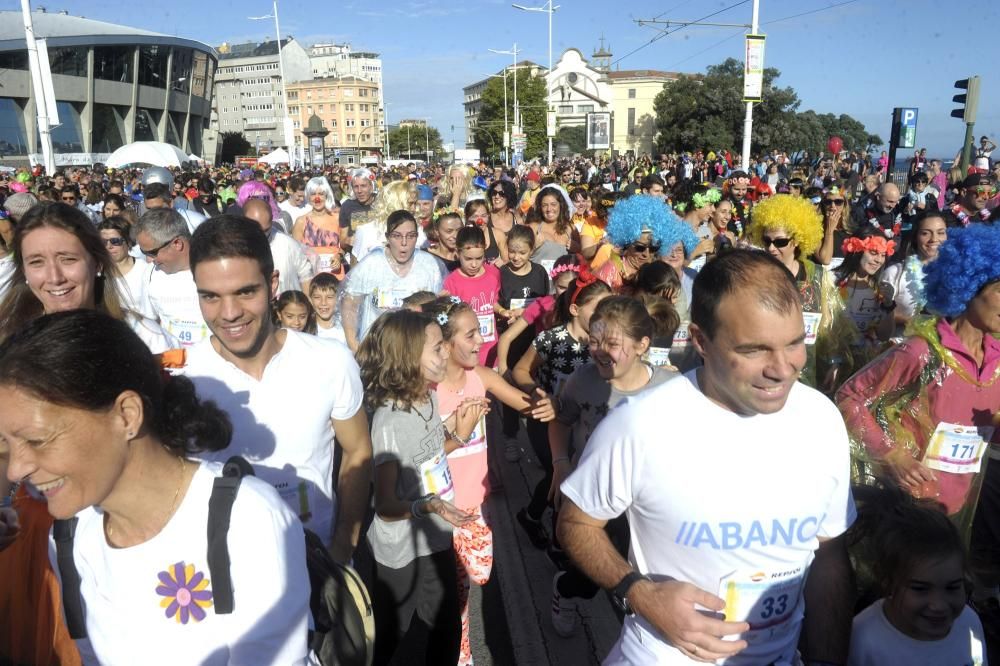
551, 572, 578, 637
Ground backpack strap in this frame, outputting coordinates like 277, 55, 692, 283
207, 456, 255, 615
53, 517, 88, 639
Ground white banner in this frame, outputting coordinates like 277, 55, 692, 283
586, 112, 611, 150
743, 35, 766, 102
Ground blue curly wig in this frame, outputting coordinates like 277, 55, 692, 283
924, 224, 1000, 317
606, 194, 699, 257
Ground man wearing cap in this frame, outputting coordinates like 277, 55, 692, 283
415, 184, 435, 228
144, 182, 207, 233
947, 173, 996, 226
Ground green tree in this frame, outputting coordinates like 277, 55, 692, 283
474, 69, 547, 161
555, 125, 586, 154
653, 58, 879, 158
387, 125, 444, 160
219, 131, 252, 164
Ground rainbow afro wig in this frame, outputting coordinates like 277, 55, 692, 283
924, 223, 1000, 317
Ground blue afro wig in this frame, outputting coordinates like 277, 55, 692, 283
606, 194, 699, 257
924, 224, 1000, 317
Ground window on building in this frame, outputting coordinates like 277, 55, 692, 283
344, 89, 354, 97
628, 88, 636, 99
318, 104, 324, 112
171, 48, 192, 93
577, 104, 594, 113
628, 107, 636, 136
359, 88, 368, 97
558, 105, 573, 114
138, 46, 168, 88
94, 45, 133, 83
346, 119, 355, 127
135, 108, 161, 141
48, 46, 88, 78
288, 91, 298, 100
344, 103, 354, 111
330, 120, 337, 127
347, 133, 356, 142
0, 51, 28, 71
361, 119, 370, 127
0, 98, 28, 156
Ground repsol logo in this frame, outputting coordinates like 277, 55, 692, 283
674, 517, 822, 550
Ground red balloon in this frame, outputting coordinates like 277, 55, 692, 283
827, 136, 843, 154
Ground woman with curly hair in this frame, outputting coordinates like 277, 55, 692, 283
837, 224, 1000, 551
749, 194, 853, 391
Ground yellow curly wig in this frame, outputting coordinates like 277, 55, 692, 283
749, 194, 824, 257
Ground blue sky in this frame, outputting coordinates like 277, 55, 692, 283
51, 0, 1000, 158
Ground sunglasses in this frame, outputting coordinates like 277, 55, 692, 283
630, 242, 660, 254
762, 236, 794, 249
141, 236, 178, 258
103, 237, 127, 247
61, 196, 77, 202
975, 186, 998, 196
824, 199, 846, 206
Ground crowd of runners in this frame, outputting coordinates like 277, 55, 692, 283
0, 142, 998, 665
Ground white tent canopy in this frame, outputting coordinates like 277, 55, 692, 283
105, 141, 190, 168
188, 153, 202, 162
258, 148, 289, 165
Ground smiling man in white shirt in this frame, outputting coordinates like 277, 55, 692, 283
559, 250, 856, 666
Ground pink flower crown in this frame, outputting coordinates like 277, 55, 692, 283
842, 236, 895, 256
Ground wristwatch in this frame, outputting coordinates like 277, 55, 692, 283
611, 571, 650, 616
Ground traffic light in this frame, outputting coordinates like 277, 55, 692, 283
952, 76, 981, 124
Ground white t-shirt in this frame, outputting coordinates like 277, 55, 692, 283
115, 259, 156, 319
561, 371, 856, 665
61, 461, 310, 666
848, 599, 987, 666
270, 230, 315, 294
146, 267, 209, 347
125, 311, 179, 354
184, 331, 364, 544
339, 249, 443, 341
0, 253, 16, 301
279, 200, 308, 224
315, 321, 348, 343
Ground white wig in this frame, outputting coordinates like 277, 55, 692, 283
305, 176, 338, 211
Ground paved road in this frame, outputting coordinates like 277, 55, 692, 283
467, 409, 622, 665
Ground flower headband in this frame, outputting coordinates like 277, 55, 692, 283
842, 236, 896, 256
549, 263, 580, 279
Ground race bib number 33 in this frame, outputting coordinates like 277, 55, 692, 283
720, 568, 803, 635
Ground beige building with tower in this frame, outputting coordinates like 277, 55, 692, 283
608, 69, 681, 156
286, 75, 382, 164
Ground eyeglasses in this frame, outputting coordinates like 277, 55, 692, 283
824, 199, 846, 206
387, 232, 419, 242
762, 236, 794, 249
103, 237, 127, 247
140, 236, 178, 258
629, 243, 660, 255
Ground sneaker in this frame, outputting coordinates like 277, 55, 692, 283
551, 572, 578, 637
505, 443, 521, 462
516, 508, 550, 549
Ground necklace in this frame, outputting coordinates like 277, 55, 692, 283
105, 456, 186, 543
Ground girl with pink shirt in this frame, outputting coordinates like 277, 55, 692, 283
443, 226, 503, 367
423, 296, 555, 666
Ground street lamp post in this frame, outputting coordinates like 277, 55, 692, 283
424, 119, 430, 163
513, 2, 558, 164
248, 1, 295, 167
489, 43, 520, 165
